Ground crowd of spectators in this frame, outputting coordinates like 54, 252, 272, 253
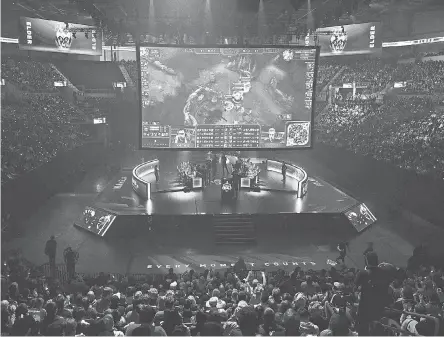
317, 63, 343, 89
396, 61, 444, 94
422, 51, 444, 57
333, 59, 398, 92
1, 58, 64, 93
316, 97, 444, 178
1, 248, 443, 336
1, 95, 91, 184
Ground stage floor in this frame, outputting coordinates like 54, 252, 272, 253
95, 152, 358, 215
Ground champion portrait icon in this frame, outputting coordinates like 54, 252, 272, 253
55, 24, 73, 50
330, 26, 347, 53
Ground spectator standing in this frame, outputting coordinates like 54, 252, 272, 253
355, 252, 391, 336
45, 235, 57, 278
63, 247, 79, 281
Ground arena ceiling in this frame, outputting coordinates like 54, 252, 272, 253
2, 0, 443, 39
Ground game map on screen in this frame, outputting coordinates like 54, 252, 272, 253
139, 46, 318, 149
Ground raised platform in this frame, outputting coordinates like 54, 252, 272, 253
94, 152, 358, 215
6, 150, 434, 276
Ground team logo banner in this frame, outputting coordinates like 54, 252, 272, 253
19, 17, 102, 55
316, 22, 382, 56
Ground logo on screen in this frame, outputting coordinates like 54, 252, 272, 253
330, 26, 347, 53
55, 24, 73, 50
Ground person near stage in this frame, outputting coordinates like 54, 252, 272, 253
197, 165, 206, 187
63, 247, 79, 281
336, 242, 347, 264
234, 257, 247, 278
154, 165, 159, 183
232, 169, 240, 198
200, 166, 206, 187
234, 159, 242, 172
211, 154, 218, 179
44, 235, 57, 278
221, 153, 229, 176
282, 162, 287, 182
206, 160, 212, 184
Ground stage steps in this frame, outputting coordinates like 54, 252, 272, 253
213, 215, 256, 245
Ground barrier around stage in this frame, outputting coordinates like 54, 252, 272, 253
266, 159, 308, 198
132, 159, 159, 199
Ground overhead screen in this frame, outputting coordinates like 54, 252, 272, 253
315, 22, 382, 56
139, 45, 319, 149
19, 17, 102, 55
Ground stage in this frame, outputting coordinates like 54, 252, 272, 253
4, 149, 444, 276
94, 152, 358, 215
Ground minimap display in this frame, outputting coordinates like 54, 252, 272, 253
139, 46, 318, 149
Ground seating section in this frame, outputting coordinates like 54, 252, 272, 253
56, 60, 125, 89
120, 60, 138, 84
333, 59, 398, 92
1, 58, 64, 93
316, 59, 444, 179
316, 97, 444, 178
1, 95, 91, 184
334, 59, 444, 94
396, 61, 444, 94
317, 62, 343, 89
76, 96, 118, 117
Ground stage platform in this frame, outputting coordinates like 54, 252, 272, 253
94, 152, 358, 215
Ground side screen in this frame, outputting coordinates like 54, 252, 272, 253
18, 17, 102, 56
315, 22, 382, 56
139, 46, 318, 149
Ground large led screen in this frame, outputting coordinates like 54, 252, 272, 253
316, 22, 382, 56
19, 17, 102, 55
139, 45, 319, 149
